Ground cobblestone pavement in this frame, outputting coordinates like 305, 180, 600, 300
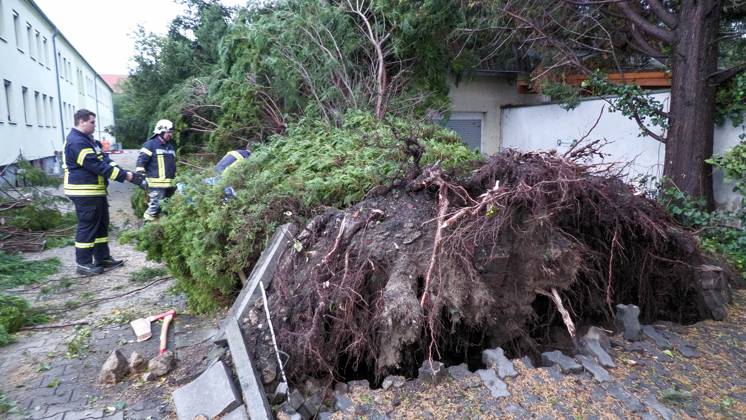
1, 152, 221, 420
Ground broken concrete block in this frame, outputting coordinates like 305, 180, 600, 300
581, 327, 615, 368
221, 406, 249, 420
697, 265, 731, 321
333, 392, 354, 412
148, 350, 175, 377
541, 350, 582, 374
270, 381, 289, 404
418, 360, 447, 385
482, 347, 518, 379
476, 369, 510, 398
287, 389, 304, 412
446, 364, 481, 389
615, 304, 641, 341
381, 375, 406, 390
99, 350, 129, 384
641, 325, 671, 350
172, 361, 241, 420
298, 393, 322, 419
142, 371, 156, 382
128, 351, 145, 373
577, 355, 612, 383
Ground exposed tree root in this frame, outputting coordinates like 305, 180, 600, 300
257, 148, 735, 386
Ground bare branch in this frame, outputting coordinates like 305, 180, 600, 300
616, 1, 675, 43
645, 0, 678, 29
708, 62, 746, 86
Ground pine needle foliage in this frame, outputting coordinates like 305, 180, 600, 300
132, 111, 480, 312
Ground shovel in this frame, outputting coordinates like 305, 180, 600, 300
130, 309, 175, 342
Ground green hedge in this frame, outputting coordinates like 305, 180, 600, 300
130, 112, 481, 312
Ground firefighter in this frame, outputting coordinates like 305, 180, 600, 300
136, 119, 177, 221
214, 146, 251, 176
64, 109, 146, 276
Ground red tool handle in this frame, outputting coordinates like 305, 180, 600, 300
148, 309, 175, 322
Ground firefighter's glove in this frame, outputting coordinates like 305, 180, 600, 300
129, 172, 149, 190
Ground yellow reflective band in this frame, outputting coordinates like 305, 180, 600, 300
94, 237, 108, 244
63, 183, 106, 190
228, 151, 246, 161
157, 155, 165, 179
75, 242, 95, 249
109, 161, 118, 167
76, 148, 94, 166
64, 190, 107, 196
109, 167, 120, 180
140, 147, 152, 156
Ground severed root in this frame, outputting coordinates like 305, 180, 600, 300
536, 287, 577, 346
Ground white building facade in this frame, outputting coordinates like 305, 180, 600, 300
0, 0, 115, 171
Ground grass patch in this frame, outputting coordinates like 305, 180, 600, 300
0, 251, 61, 290
129, 266, 168, 283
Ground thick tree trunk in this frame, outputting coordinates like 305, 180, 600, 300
664, 1, 720, 208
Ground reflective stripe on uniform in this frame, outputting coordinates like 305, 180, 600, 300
140, 147, 153, 156
228, 151, 246, 161
75, 242, 95, 249
109, 167, 120, 180
146, 178, 175, 188
109, 161, 118, 167
94, 237, 108, 244
76, 148, 94, 166
157, 155, 166, 179
64, 189, 107, 196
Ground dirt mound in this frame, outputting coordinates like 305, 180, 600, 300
260, 148, 733, 385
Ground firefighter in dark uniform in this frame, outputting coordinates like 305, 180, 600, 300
136, 119, 177, 221
64, 109, 145, 276
214, 147, 251, 176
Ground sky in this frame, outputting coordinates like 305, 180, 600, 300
34, 0, 246, 75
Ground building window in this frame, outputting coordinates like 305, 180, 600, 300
3, 80, 13, 123
26, 23, 34, 59
49, 96, 56, 127
0, 0, 6, 41
67, 61, 72, 82
13, 10, 21, 52
43, 37, 49, 68
58, 53, 63, 77
41, 94, 48, 127
35, 30, 42, 65
22, 86, 30, 125
34, 91, 42, 127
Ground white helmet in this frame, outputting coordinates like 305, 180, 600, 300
153, 119, 174, 134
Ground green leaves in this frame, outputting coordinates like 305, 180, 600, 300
130, 112, 479, 313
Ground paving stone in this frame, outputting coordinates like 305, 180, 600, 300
172, 360, 241, 420
541, 350, 582, 374
418, 360, 447, 385
63, 409, 105, 420
641, 325, 671, 349
475, 369, 510, 398
577, 355, 612, 383
298, 393, 322, 418
287, 389, 304, 411
381, 375, 406, 390
505, 403, 528, 417
221, 405, 249, 420
664, 333, 700, 358
581, 327, 615, 368
481, 347, 518, 379
147, 350, 175, 377
606, 383, 645, 413
615, 304, 642, 341
519, 356, 534, 369
333, 392, 354, 412
269, 381, 289, 404
346, 379, 370, 391
643, 395, 674, 420
447, 363, 482, 389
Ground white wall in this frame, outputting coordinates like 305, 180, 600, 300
0, 0, 115, 167
448, 75, 545, 154
500, 92, 745, 210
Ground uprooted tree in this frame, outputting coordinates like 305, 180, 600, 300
460, 0, 746, 208
258, 144, 734, 385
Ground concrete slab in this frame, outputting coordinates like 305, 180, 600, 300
228, 224, 297, 322
172, 361, 241, 420
221, 405, 250, 420
226, 319, 272, 420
